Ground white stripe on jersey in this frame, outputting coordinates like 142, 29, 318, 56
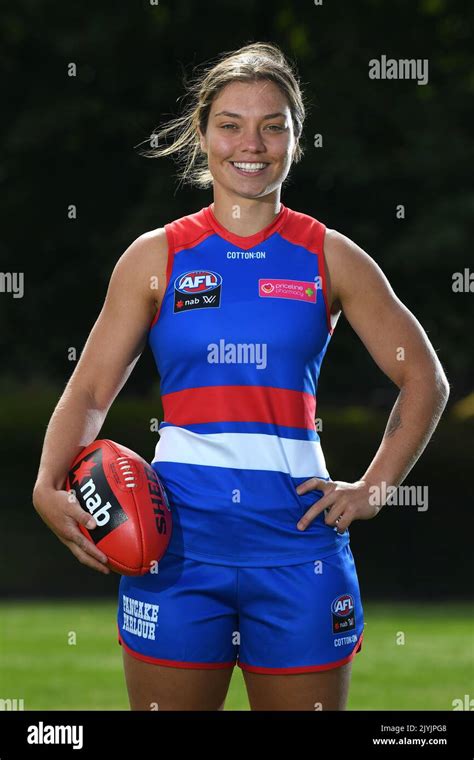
152, 425, 330, 479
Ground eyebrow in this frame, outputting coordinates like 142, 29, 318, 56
214, 111, 287, 119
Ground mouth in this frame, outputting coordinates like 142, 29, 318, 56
229, 161, 269, 177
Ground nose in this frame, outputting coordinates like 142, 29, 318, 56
238, 127, 266, 153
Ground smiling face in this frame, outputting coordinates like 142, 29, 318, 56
198, 79, 297, 200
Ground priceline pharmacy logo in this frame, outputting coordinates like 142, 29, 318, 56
369, 55, 429, 85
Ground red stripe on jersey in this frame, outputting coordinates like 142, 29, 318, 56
161, 385, 317, 430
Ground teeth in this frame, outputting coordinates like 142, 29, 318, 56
232, 162, 267, 172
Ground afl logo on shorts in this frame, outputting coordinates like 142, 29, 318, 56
174, 270, 222, 313
331, 593, 356, 634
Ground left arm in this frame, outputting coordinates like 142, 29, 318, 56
297, 229, 450, 532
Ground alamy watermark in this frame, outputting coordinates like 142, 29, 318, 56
369, 55, 429, 85
369, 482, 429, 512
0, 272, 24, 298
207, 340, 267, 370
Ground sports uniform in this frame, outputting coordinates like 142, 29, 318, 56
117, 203, 365, 672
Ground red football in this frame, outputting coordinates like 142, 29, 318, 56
66, 439, 172, 576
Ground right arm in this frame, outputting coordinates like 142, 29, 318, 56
32, 228, 169, 574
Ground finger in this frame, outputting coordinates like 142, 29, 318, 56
65, 539, 110, 574
328, 506, 352, 534
296, 476, 332, 496
334, 515, 350, 534
297, 491, 338, 530
65, 491, 98, 530
325, 502, 347, 527
63, 497, 108, 563
64, 523, 109, 565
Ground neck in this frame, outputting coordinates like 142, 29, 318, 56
210, 186, 281, 236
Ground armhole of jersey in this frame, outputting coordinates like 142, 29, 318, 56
149, 223, 174, 331
318, 224, 335, 337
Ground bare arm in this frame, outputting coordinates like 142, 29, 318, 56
32, 228, 168, 571
324, 228, 450, 491
34, 230, 165, 491
297, 229, 450, 530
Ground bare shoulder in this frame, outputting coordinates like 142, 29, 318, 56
324, 227, 395, 313
122, 226, 168, 284
112, 226, 169, 312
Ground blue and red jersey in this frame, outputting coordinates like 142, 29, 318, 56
147, 203, 349, 566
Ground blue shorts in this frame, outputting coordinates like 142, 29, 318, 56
117, 544, 364, 674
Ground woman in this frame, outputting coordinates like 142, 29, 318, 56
32, 42, 450, 711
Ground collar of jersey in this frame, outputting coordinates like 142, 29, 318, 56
203, 202, 289, 250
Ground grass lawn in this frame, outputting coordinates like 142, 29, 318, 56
0, 601, 472, 711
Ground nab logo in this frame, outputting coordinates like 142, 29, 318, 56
69, 449, 129, 543
331, 594, 354, 617
174, 270, 222, 313
79, 478, 113, 526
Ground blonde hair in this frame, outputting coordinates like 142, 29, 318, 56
138, 42, 307, 189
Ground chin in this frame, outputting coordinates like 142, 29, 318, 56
232, 186, 270, 199
214, 177, 265, 197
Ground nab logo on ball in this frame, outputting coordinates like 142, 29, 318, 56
331, 593, 356, 634
66, 440, 173, 576
70, 448, 129, 543
174, 269, 222, 313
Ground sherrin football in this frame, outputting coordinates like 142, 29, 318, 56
66, 439, 172, 576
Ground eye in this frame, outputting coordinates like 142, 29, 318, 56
220, 123, 238, 129
265, 125, 285, 131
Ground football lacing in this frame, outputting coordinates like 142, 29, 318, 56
116, 456, 137, 488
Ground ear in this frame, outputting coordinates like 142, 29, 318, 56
197, 126, 207, 153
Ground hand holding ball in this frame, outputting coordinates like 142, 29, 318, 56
66, 439, 172, 576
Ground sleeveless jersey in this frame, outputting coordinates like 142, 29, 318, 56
147, 203, 350, 566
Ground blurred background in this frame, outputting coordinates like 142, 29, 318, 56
1, 0, 473, 710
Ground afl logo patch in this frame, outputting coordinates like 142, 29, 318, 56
174, 270, 222, 313
331, 593, 356, 634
